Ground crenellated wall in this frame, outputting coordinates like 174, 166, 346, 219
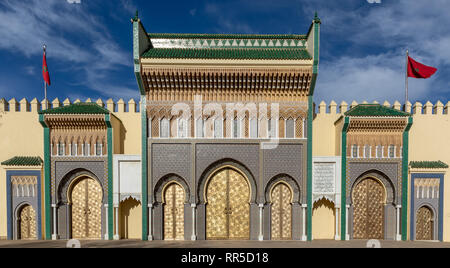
1, 97, 449, 240
312, 99, 450, 241
0, 97, 141, 239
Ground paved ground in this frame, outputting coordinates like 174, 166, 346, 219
0, 239, 449, 248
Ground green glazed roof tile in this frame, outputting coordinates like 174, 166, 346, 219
345, 104, 410, 117
141, 48, 312, 60
410, 161, 449, 169
38, 102, 109, 115
1, 156, 43, 166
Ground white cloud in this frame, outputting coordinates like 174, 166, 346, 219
0, 0, 135, 98
302, 0, 450, 104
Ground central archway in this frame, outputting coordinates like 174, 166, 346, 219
352, 177, 386, 239
69, 176, 103, 239
205, 167, 250, 240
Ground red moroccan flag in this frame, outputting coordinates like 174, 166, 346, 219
42, 51, 51, 85
407, 56, 437, 79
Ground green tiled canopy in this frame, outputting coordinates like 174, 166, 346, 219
1, 156, 43, 166
410, 161, 449, 169
141, 48, 312, 60
38, 102, 109, 115
345, 104, 410, 117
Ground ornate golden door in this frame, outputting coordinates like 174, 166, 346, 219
353, 178, 385, 239
71, 177, 103, 239
164, 183, 185, 240
206, 168, 250, 240
19, 205, 37, 240
271, 183, 292, 240
416, 206, 433, 240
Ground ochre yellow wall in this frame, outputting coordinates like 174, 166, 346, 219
0, 100, 43, 239
119, 198, 142, 239
0, 98, 141, 239
408, 102, 450, 241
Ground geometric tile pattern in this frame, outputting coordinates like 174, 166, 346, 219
353, 178, 385, 239
270, 183, 292, 240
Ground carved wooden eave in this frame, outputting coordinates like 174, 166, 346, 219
44, 114, 107, 130
347, 117, 409, 133
140, 66, 313, 103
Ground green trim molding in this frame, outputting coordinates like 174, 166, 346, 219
340, 116, 350, 240
141, 96, 148, 240
39, 114, 51, 240
105, 114, 114, 240
402, 116, 413, 241
306, 14, 320, 240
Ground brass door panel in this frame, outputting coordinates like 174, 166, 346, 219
206, 168, 250, 240
71, 178, 103, 239
353, 178, 384, 239
164, 183, 185, 240
416, 206, 433, 240
271, 183, 292, 240
19, 205, 36, 240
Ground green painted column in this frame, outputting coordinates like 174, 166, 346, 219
306, 94, 313, 241
340, 117, 349, 240
39, 114, 52, 240
141, 97, 148, 240
105, 114, 114, 240
402, 116, 413, 241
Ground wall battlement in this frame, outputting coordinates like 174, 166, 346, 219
0, 98, 141, 114
313, 100, 450, 116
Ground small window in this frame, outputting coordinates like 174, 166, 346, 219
58, 142, 64, 156
364, 145, 371, 158
196, 118, 204, 138
178, 118, 188, 138
96, 142, 102, 156
83, 143, 89, 156
389, 145, 395, 158
268, 119, 277, 138
214, 118, 223, 138
376, 146, 383, 158
249, 118, 258, 138
352, 145, 358, 158
71, 143, 76, 156
233, 118, 240, 138
285, 119, 295, 138
160, 118, 170, 138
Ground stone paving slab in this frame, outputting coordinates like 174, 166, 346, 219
0, 239, 449, 248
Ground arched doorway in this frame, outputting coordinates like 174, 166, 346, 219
18, 205, 37, 240
206, 167, 250, 240
416, 206, 434, 240
119, 197, 142, 239
312, 198, 335, 239
163, 182, 185, 240
352, 177, 385, 239
270, 182, 292, 240
69, 177, 103, 239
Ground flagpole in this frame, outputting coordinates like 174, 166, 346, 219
43, 44, 47, 110
405, 49, 409, 110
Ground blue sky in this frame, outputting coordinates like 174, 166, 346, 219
0, 0, 449, 106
